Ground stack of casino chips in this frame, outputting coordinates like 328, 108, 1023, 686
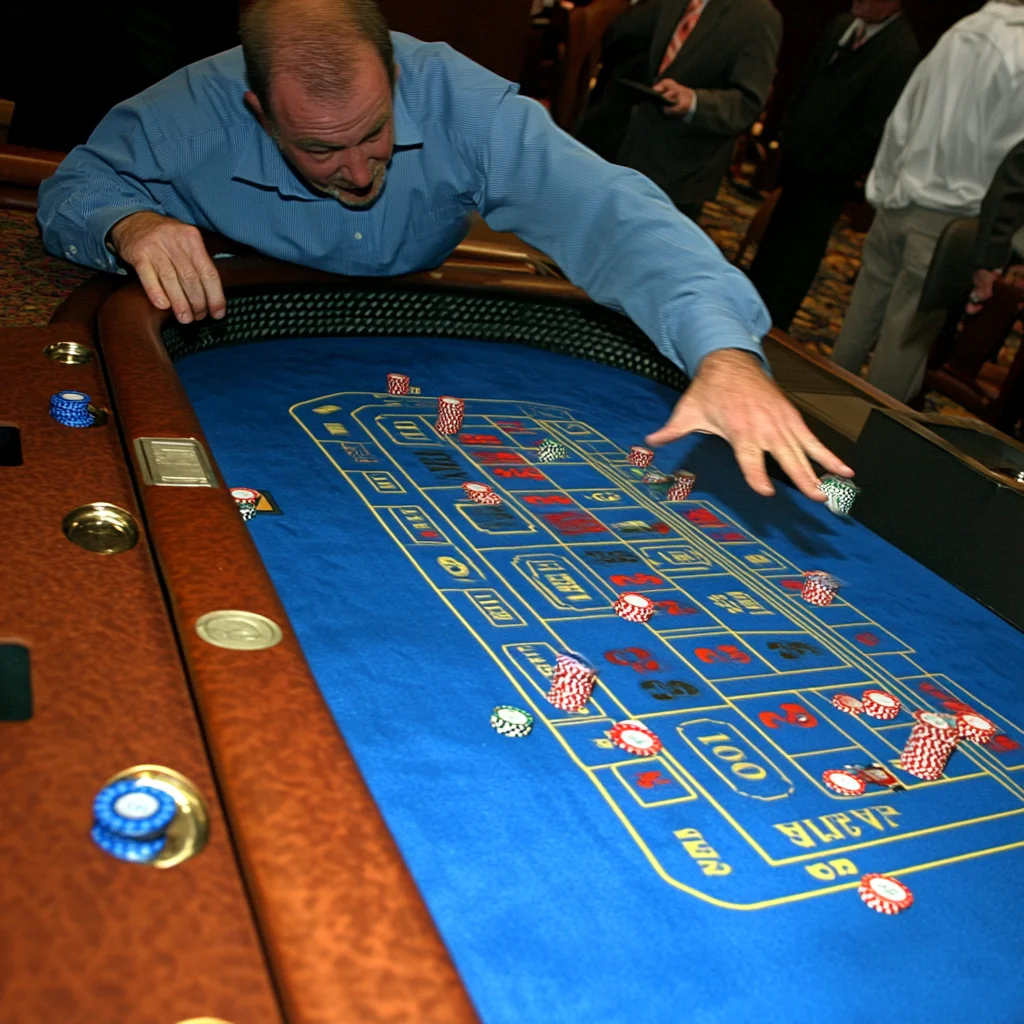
490, 705, 534, 737
536, 439, 567, 463
386, 372, 410, 395
957, 711, 997, 744
899, 710, 960, 779
801, 571, 840, 607
819, 474, 860, 516
545, 652, 597, 712
230, 487, 261, 521
666, 470, 696, 501
861, 689, 901, 720
436, 396, 465, 434
90, 778, 178, 864
610, 720, 662, 757
462, 481, 502, 505
614, 592, 655, 623
629, 445, 654, 468
49, 390, 94, 428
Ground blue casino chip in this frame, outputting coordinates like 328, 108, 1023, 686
93, 779, 178, 840
49, 391, 94, 428
90, 822, 167, 864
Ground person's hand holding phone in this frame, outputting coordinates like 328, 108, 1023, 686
652, 78, 696, 117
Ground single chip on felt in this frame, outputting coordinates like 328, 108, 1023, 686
230, 487, 262, 505
849, 764, 902, 789
861, 689, 902, 720
858, 873, 913, 915
822, 769, 867, 796
832, 693, 864, 715
490, 705, 533, 737
610, 720, 662, 757
462, 481, 502, 505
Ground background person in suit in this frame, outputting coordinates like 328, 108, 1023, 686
970, 137, 1024, 310
575, 0, 782, 221
746, 0, 919, 331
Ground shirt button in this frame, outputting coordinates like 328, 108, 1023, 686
68, 245, 78, 255
354, 232, 363, 241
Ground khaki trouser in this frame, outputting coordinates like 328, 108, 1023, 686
831, 205, 956, 402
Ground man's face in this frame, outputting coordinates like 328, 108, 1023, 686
851, 0, 901, 23
255, 45, 395, 208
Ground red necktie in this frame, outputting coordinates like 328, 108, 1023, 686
659, 0, 706, 75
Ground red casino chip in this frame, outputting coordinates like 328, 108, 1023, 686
832, 693, 864, 715
861, 689, 902, 721
801, 571, 840, 607
614, 592, 655, 623
386, 372, 410, 395
462, 481, 502, 505
229, 487, 261, 505
610, 720, 662, 757
628, 446, 654, 468
854, 765, 900, 788
822, 769, 866, 796
436, 396, 465, 434
957, 712, 997, 744
666, 471, 696, 502
858, 873, 913, 915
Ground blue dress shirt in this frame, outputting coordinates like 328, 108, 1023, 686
37, 33, 769, 376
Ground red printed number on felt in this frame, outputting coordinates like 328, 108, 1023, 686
521, 494, 574, 505
492, 466, 547, 480
609, 573, 665, 587
605, 647, 663, 673
758, 702, 818, 730
694, 645, 751, 665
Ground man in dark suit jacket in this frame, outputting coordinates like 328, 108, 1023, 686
971, 137, 1024, 306
747, 1, 919, 330
576, 0, 782, 221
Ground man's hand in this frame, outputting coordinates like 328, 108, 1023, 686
108, 211, 226, 323
645, 349, 854, 501
652, 78, 696, 118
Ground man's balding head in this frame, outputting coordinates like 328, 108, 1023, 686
241, 0, 397, 208
241, 0, 394, 118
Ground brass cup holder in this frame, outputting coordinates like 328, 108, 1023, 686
43, 341, 94, 365
62, 503, 139, 554
103, 765, 210, 869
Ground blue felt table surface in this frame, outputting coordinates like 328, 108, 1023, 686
177, 334, 1024, 1024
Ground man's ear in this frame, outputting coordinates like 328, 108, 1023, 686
245, 90, 271, 132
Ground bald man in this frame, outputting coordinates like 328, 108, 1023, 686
37, 0, 853, 501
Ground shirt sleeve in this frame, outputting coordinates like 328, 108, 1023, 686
36, 99, 175, 273
471, 89, 770, 377
974, 139, 1024, 271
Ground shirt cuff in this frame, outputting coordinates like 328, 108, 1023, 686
683, 94, 698, 124
86, 203, 158, 273
671, 313, 771, 379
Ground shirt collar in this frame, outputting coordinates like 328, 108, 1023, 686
232, 76, 423, 200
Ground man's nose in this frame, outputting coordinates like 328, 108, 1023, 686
343, 150, 373, 187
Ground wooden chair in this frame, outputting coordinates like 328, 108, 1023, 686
551, 0, 631, 132
0, 144, 64, 212
732, 187, 781, 267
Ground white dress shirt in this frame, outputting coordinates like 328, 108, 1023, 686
867, 1, 1024, 216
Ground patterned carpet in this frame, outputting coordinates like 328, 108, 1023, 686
2, 192, 1017, 426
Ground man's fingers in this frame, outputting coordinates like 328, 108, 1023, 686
645, 400, 706, 447
772, 438, 826, 502
732, 441, 775, 497
151, 255, 194, 323
182, 230, 227, 319
134, 257, 171, 311
786, 416, 854, 478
